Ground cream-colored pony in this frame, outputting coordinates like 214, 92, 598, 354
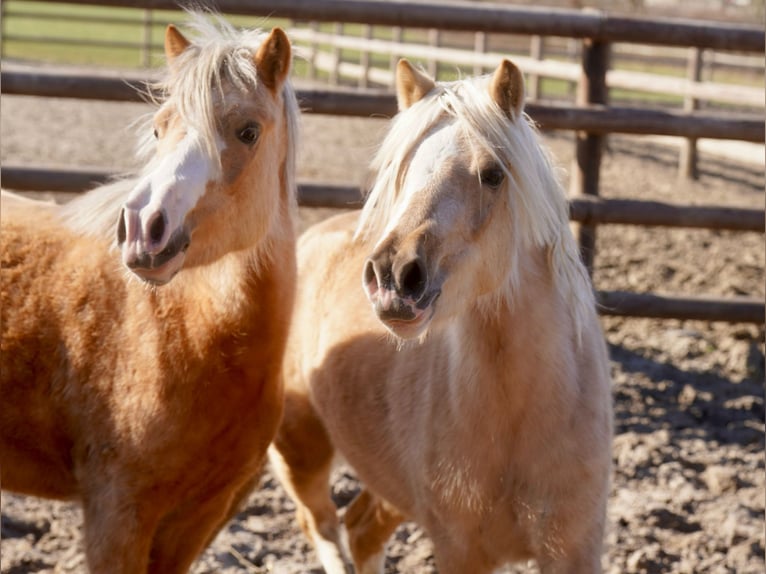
2, 16, 298, 573
270, 59, 613, 573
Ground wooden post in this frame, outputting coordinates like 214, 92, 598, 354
528, 35, 544, 100
570, 38, 609, 276
473, 31, 487, 76
679, 47, 703, 179
141, 8, 153, 68
0, 1, 7, 59
567, 37, 580, 98
331, 23, 343, 86
428, 29, 440, 79
359, 24, 372, 88
308, 21, 319, 81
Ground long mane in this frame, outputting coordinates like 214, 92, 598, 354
357, 74, 594, 338
61, 12, 300, 243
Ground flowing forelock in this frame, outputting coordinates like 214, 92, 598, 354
146, 13, 267, 166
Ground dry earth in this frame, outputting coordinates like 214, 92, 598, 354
1, 90, 764, 574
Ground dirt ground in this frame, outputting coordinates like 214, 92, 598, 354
1, 90, 764, 574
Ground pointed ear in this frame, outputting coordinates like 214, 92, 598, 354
255, 27, 292, 93
395, 59, 435, 111
489, 59, 525, 120
164, 24, 190, 63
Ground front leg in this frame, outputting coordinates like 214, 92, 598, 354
81, 487, 162, 574
345, 489, 404, 574
269, 388, 352, 574
147, 484, 249, 574
537, 533, 604, 574
538, 552, 603, 574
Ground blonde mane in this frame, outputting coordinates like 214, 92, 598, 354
61, 12, 300, 242
357, 74, 594, 338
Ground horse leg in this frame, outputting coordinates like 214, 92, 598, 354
146, 485, 248, 574
81, 488, 161, 574
269, 390, 350, 574
344, 489, 404, 574
538, 552, 603, 574
537, 538, 604, 574
202, 471, 263, 548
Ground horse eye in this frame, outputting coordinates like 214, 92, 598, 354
480, 167, 505, 189
153, 128, 159, 139
237, 123, 260, 145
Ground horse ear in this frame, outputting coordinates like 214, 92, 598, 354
164, 24, 190, 63
490, 59, 525, 120
396, 59, 435, 111
255, 27, 292, 93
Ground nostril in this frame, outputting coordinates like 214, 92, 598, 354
398, 259, 426, 300
364, 260, 377, 288
148, 212, 167, 244
116, 208, 126, 244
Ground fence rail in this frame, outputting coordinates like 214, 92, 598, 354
3, 64, 763, 142
22, 0, 766, 52
2, 0, 764, 324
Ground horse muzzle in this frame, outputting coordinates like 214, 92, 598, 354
117, 207, 191, 285
363, 255, 441, 339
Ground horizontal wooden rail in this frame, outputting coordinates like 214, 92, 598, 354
4, 7, 151, 25
1, 64, 151, 102
3, 65, 763, 142
3, 166, 763, 233
597, 291, 763, 323
27, 0, 765, 52
569, 196, 764, 232
3, 34, 159, 52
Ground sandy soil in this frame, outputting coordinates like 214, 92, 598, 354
1, 91, 764, 574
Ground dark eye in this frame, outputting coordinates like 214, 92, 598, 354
153, 128, 159, 139
237, 123, 260, 145
480, 167, 505, 189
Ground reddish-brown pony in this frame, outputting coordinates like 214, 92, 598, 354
1, 16, 299, 574
270, 59, 613, 573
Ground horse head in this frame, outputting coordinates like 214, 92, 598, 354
362, 59, 528, 339
117, 23, 292, 285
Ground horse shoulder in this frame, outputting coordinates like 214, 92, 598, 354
287, 208, 390, 412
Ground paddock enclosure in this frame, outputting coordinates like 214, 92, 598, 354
1, 1, 764, 573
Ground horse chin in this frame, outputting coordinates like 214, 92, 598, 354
379, 305, 434, 340
128, 251, 186, 286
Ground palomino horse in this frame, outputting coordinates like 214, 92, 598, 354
1, 16, 298, 574
270, 59, 612, 573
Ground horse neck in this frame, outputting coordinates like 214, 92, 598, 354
444, 248, 580, 416
150, 192, 295, 336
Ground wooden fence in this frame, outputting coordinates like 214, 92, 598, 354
4, 0, 763, 179
2, 0, 764, 324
